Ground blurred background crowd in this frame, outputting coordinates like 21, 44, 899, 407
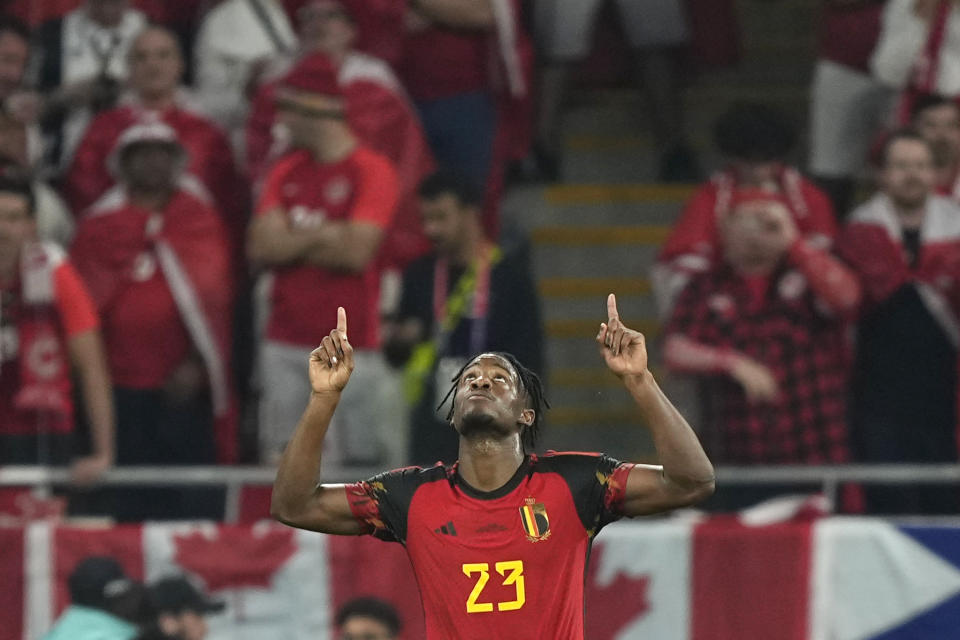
1, 0, 959, 524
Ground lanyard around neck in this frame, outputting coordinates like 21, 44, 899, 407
432, 243, 497, 354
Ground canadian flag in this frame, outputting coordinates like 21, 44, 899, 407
8, 517, 960, 640
17, 523, 334, 640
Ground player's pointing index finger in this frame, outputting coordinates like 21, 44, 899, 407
607, 293, 619, 322
337, 306, 348, 338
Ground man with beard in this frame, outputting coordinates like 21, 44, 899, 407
271, 296, 715, 640
911, 94, 960, 201
383, 172, 543, 466
838, 129, 960, 513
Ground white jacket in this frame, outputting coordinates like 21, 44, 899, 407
194, 0, 295, 135
871, 0, 960, 95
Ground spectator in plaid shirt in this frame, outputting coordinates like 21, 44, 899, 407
663, 189, 861, 473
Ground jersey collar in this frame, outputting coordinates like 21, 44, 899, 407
452, 455, 533, 500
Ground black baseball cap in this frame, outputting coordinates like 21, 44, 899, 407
148, 576, 225, 616
68, 556, 137, 610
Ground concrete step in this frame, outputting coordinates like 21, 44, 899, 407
541, 295, 658, 326
532, 224, 670, 246
547, 318, 660, 340
546, 333, 663, 370
532, 244, 660, 281
550, 366, 623, 389
539, 276, 650, 298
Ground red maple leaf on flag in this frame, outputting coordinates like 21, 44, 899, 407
173, 526, 297, 592
584, 544, 651, 639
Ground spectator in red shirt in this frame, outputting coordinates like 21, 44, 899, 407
0, 170, 114, 501
664, 189, 859, 492
652, 102, 838, 318
247, 0, 433, 268
66, 26, 246, 253
71, 122, 235, 519
808, 0, 891, 216
247, 53, 402, 465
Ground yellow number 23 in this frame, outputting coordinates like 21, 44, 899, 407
462, 561, 526, 613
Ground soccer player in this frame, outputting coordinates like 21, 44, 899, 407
272, 294, 715, 639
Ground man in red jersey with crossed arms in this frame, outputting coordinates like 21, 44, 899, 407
271, 294, 715, 639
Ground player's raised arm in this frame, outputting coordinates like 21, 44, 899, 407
271, 307, 367, 534
597, 294, 716, 516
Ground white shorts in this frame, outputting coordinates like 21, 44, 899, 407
258, 342, 407, 468
808, 59, 897, 177
535, 0, 691, 59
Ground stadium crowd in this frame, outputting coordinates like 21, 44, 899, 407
0, 0, 958, 521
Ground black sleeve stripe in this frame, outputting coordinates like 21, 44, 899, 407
366, 464, 450, 544
535, 453, 623, 537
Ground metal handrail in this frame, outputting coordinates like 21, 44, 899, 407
3, 464, 959, 522
4, 463, 959, 487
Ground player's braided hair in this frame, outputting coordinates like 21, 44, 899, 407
438, 352, 549, 451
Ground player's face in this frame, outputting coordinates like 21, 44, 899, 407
129, 29, 183, 99
419, 194, 470, 256
0, 192, 34, 269
882, 139, 936, 210
339, 615, 395, 640
451, 354, 531, 440
914, 104, 960, 168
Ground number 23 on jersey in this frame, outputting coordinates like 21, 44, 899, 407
462, 561, 525, 613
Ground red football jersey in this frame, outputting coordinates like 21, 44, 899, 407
256, 146, 398, 349
346, 452, 635, 640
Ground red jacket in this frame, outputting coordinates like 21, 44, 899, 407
71, 186, 238, 463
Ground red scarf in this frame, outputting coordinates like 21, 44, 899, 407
6, 243, 73, 421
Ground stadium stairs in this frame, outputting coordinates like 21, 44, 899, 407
502, 0, 816, 459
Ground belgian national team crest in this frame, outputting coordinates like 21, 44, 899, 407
520, 497, 551, 542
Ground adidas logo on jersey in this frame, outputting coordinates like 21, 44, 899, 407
434, 521, 458, 536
